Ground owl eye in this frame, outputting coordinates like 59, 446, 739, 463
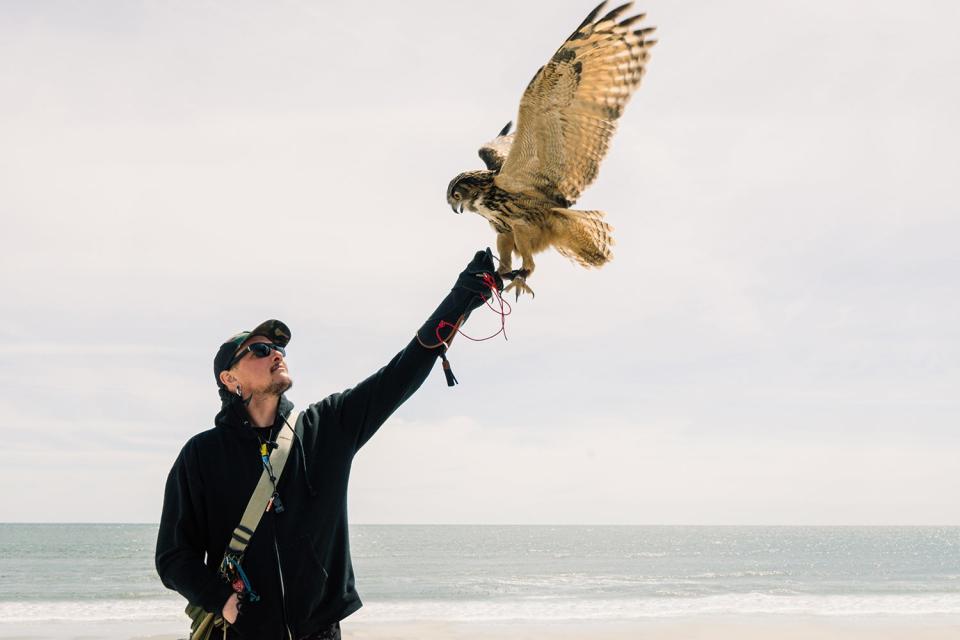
453, 192, 462, 200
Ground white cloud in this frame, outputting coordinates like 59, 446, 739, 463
0, 0, 957, 524
349, 415, 960, 525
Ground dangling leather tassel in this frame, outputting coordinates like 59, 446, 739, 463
440, 351, 458, 387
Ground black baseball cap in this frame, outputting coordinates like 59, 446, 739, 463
213, 319, 291, 387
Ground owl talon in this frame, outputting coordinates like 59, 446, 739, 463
504, 277, 535, 300
501, 268, 530, 281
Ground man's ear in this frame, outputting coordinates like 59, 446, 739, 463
219, 370, 237, 388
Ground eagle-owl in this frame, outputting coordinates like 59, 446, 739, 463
447, 2, 656, 299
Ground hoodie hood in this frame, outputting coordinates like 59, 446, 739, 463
214, 394, 296, 435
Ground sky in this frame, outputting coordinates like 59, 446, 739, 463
0, 0, 957, 525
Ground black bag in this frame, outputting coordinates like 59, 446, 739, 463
185, 602, 224, 640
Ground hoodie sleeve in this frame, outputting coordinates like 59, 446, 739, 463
332, 250, 499, 451
155, 442, 235, 613
334, 335, 439, 452
334, 285, 489, 451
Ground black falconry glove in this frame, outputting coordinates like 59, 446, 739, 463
416, 248, 504, 385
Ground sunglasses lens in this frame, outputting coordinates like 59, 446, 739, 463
274, 345, 286, 357
250, 343, 272, 357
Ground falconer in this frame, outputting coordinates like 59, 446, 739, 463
156, 250, 502, 640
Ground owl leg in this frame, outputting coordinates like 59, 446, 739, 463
504, 252, 535, 300
495, 232, 515, 275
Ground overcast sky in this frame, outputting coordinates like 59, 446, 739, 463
1, 0, 957, 525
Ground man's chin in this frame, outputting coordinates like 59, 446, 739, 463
266, 376, 293, 396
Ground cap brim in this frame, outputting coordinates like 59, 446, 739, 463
246, 319, 291, 348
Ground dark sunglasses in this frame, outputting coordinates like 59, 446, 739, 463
228, 342, 286, 369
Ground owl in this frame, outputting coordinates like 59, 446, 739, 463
446, 2, 656, 299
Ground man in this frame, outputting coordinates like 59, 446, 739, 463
156, 250, 502, 639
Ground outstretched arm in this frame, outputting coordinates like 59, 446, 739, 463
335, 249, 502, 451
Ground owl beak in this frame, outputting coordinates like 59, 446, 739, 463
449, 202, 464, 214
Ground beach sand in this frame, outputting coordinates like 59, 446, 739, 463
3, 617, 959, 640
345, 618, 960, 640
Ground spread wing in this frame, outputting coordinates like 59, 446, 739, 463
494, 2, 656, 206
478, 121, 516, 172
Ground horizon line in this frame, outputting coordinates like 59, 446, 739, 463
2, 522, 958, 527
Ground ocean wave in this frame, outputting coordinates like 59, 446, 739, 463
360, 593, 960, 622
0, 598, 184, 623
688, 570, 788, 579
6, 593, 960, 623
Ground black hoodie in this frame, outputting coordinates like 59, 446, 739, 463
157, 332, 450, 639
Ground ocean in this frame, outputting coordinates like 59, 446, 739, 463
0, 524, 958, 629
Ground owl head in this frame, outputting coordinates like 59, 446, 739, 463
446, 170, 494, 214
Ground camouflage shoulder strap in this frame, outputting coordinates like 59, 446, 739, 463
227, 409, 302, 555
186, 410, 304, 640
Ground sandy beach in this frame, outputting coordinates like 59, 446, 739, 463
346, 618, 960, 640
3, 617, 959, 640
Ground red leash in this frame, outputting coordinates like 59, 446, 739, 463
435, 273, 512, 344
429, 272, 511, 387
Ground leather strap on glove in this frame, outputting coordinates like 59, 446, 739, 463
416, 248, 503, 386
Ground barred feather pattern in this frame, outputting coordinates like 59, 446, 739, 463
553, 208, 615, 267
478, 123, 516, 172
494, 1, 656, 206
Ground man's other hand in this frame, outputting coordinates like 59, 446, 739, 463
222, 592, 239, 624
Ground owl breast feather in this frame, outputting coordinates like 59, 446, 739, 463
475, 200, 513, 234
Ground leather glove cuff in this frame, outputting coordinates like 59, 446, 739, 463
415, 248, 502, 349
415, 249, 502, 386
415, 287, 479, 350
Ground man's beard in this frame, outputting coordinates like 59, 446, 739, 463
265, 378, 293, 396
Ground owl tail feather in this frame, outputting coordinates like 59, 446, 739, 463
552, 208, 615, 268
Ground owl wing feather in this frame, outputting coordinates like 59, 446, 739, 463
494, 1, 656, 206
477, 122, 516, 172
